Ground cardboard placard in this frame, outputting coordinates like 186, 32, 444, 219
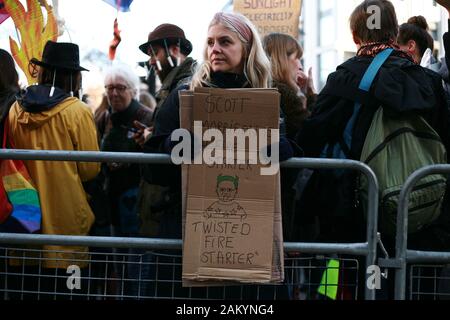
234, 0, 302, 38
180, 88, 284, 284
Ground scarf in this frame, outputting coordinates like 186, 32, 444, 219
357, 41, 415, 63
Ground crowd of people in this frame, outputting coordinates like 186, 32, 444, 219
2, 0, 450, 299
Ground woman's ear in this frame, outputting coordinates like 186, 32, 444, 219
406, 40, 422, 64
352, 31, 362, 49
242, 43, 249, 58
407, 40, 417, 54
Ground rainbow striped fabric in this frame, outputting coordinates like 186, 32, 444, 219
0, 158, 41, 233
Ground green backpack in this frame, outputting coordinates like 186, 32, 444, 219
360, 107, 447, 235
326, 48, 447, 236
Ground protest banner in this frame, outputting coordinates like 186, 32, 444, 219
180, 88, 283, 284
234, 0, 302, 38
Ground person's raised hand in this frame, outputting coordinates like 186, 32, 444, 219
296, 67, 316, 97
305, 67, 316, 97
296, 68, 308, 92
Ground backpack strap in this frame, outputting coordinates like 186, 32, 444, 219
341, 48, 394, 155
359, 48, 394, 92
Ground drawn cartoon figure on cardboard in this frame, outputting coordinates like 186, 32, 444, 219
204, 175, 247, 221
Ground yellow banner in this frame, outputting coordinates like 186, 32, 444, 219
234, 0, 302, 38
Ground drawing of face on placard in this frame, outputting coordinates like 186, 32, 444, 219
203, 175, 247, 221
217, 180, 237, 202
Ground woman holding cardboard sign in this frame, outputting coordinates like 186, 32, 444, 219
143, 12, 295, 241
139, 12, 294, 299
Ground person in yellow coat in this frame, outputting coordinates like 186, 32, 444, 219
6, 41, 100, 295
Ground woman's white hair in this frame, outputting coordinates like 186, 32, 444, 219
104, 64, 140, 99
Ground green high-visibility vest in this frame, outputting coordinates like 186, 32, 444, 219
318, 259, 340, 300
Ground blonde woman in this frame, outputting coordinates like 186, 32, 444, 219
143, 12, 294, 240
138, 13, 295, 300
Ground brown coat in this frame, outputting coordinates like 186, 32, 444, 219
273, 80, 316, 139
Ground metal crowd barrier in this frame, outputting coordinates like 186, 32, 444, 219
0, 149, 379, 300
394, 165, 450, 300
408, 264, 450, 300
0, 242, 360, 300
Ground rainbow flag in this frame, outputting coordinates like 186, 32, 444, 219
0, 159, 41, 233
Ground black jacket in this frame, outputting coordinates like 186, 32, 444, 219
297, 54, 450, 160
99, 99, 153, 193
97, 99, 153, 228
294, 53, 450, 244
0, 88, 19, 143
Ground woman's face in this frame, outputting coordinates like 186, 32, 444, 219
288, 51, 302, 81
207, 23, 245, 74
105, 75, 133, 112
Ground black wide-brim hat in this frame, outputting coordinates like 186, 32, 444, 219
30, 41, 89, 72
139, 23, 192, 56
